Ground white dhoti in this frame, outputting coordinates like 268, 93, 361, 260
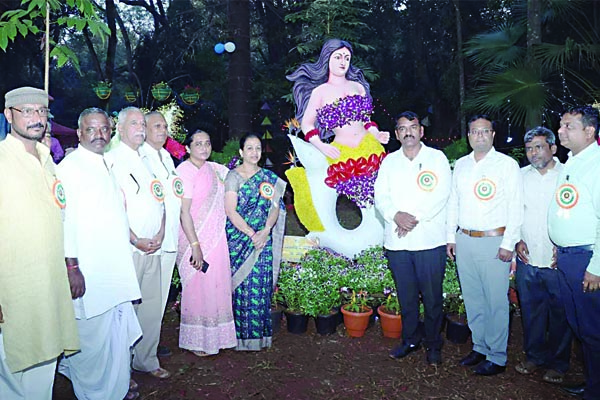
58, 302, 142, 400
0, 332, 57, 400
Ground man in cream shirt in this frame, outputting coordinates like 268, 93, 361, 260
513, 127, 571, 385
57, 107, 142, 399
105, 107, 169, 379
0, 86, 79, 399
139, 111, 182, 357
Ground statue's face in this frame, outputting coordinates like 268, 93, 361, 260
328, 47, 351, 78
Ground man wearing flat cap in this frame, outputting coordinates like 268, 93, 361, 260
0, 87, 79, 399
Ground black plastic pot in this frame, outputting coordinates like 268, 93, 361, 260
315, 310, 339, 335
284, 311, 309, 334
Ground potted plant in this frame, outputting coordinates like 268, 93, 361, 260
378, 289, 402, 338
277, 263, 310, 334
271, 286, 285, 334
124, 86, 139, 103
306, 281, 341, 336
180, 85, 200, 105
341, 290, 373, 337
151, 81, 172, 102
443, 258, 470, 343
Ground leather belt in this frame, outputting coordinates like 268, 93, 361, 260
557, 245, 595, 253
460, 227, 506, 238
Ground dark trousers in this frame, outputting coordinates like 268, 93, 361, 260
557, 247, 600, 400
386, 246, 446, 349
515, 259, 572, 373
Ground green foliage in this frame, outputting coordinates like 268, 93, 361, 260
509, 146, 525, 164
343, 290, 369, 313
209, 139, 239, 165
0, 0, 109, 69
443, 258, 465, 317
285, 0, 373, 56
443, 138, 469, 166
382, 292, 401, 315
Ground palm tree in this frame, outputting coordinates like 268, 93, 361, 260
464, 0, 600, 130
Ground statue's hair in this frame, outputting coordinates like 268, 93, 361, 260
286, 39, 371, 127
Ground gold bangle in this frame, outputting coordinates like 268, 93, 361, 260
190, 241, 200, 247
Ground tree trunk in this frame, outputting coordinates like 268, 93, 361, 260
453, 0, 466, 139
228, 0, 252, 139
526, 0, 542, 128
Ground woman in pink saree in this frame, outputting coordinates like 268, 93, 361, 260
176, 130, 236, 356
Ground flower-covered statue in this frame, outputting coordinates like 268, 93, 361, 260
285, 39, 389, 257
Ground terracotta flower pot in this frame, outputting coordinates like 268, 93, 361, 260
341, 305, 373, 338
377, 305, 402, 339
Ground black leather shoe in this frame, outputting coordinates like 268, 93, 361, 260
426, 348, 442, 365
389, 342, 421, 359
560, 384, 585, 397
473, 360, 506, 376
459, 351, 486, 366
157, 344, 172, 357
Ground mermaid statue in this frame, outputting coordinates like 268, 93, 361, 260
286, 38, 389, 257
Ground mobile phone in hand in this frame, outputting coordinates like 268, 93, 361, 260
201, 260, 209, 273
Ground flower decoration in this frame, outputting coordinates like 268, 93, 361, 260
227, 155, 241, 170
325, 152, 386, 208
316, 95, 373, 131
284, 118, 301, 136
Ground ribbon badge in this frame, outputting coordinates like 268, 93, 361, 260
259, 182, 275, 200
172, 177, 184, 199
556, 183, 579, 209
53, 179, 66, 209
417, 170, 438, 192
150, 179, 165, 202
474, 178, 496, 201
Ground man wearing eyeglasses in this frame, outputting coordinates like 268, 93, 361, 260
375, 111, 451, 365
139, 111, 182, 358
56, 108, 143, 399
447, 115, 523, 376
0, 87, 79, 398
105, 107, 170, 380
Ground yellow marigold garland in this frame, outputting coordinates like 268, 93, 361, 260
285, 167, 325, 232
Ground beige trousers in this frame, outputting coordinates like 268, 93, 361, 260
131, 252, 162, 372
160, 251, 177, 320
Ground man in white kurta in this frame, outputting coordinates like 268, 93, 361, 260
375, 111, 451, 365
105, 107, 170, 379
140, 112, 182, 356
57, 108, 142, 400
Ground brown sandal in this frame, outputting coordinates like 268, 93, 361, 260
542, 369, 564, 384
148, 367, 170, 379
515, 360, 540, 375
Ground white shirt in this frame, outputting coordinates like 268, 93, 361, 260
520, 159, 562, 268
139, 143, 182, 252
105, 142, 164, 254
447, 148, 523, 251
374, 143, 451, 251
548, 143, 600, 275
57, 146, 141, 319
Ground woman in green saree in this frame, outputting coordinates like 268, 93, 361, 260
224, 133, 286, 351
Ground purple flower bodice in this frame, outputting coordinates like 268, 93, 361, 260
316, 94, 373, 131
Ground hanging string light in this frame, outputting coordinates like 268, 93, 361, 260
506, 98, 513, 143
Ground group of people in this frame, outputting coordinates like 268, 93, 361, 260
374, 108, 600, 399
0, 86, 286, 400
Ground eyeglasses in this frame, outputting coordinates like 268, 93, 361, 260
468, 128, 493, 136
10, 107, 50, 118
